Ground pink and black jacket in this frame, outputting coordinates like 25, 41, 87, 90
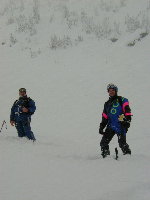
100, 96, 132, 134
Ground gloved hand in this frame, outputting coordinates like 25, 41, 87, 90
99, 128, 104, 135
121, 121, 130, 129
99, 124, 105, 135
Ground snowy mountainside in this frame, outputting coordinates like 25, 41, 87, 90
0, 0, 150, 200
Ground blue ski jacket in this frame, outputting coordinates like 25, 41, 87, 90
10, 96, 36, 122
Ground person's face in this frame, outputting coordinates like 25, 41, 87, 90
108, 89, 116, 97
19, 91, 26, 97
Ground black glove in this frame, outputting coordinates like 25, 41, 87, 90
99, 128, 104, 135
121, 121, 130, 129
99, 124, 105, 135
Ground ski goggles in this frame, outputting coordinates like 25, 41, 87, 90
19, 88, 26, 93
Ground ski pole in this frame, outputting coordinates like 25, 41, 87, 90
115, 147, 118, 160
0, 120, 7, 133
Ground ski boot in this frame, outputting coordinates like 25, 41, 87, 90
101, 147, 110, 158
122, 144, 131, 155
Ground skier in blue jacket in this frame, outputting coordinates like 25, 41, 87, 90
10, 88, 36, 141
99, 84, 132, 157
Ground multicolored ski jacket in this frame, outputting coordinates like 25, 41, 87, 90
101, 96, 132, 134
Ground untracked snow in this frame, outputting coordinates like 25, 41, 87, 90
0, 0, 150, 200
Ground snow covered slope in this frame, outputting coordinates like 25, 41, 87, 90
0, 0, 150, 200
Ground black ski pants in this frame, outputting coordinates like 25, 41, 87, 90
100, 128, 128, 151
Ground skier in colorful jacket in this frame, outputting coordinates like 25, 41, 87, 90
99, 83, 132, 157
10, 88, 36, 141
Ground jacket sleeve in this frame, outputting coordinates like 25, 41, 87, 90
28, 100, 36, 114
10, 103, 15, 121
100, 102, 108, 129
122, 99, 133, 122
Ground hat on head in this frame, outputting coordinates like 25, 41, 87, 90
107, 83, 118, 92
19, 88, 26, 93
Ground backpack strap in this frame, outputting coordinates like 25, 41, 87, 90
117, 96, 123, 112
13, 99, 19, 105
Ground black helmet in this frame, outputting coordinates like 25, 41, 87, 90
19, 88, 26, 93
107, 83, 118, 92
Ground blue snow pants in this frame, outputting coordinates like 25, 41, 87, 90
15, 119, 36, 141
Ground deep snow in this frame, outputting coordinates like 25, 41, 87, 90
0, 0, 150, 200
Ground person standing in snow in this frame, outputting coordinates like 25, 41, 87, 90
99, 83, 132, 158
10, 88, 36, 141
